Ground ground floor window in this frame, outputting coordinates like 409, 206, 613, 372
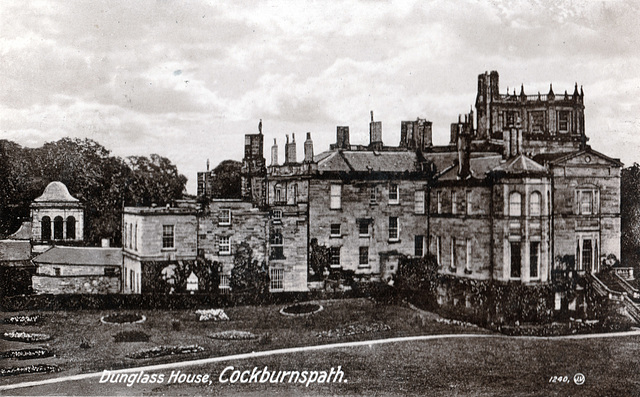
415, 235, 424, 257
510, 242, 521, 279
359, 246, 369, 267
219, 274, 231, 294
270, 268, 284, 291
330, 247, 341, 268
530, 241, 540, 279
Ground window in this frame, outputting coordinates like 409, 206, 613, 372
465, 239, 472, 272
579, 190, 593, 215
370, 186, 377, 204
104, 267, 116, 277
436, 236, 442, 265
437, 191, 442, 214
581, 239, 593, 272
330, 184, 342, 209
128, 223, 133, 248
134, 224, 137, 251
330, 247, 341, 268
219, 274, 231, 294
509, 192, 522, 217
530, 111, 545, 134
275, 186, 283, 203
510, 242, 521, 278
219, 209, 232, 225
162, 225, 174, 249
272, 209, 282, 223
451, 192, 457, 214
466, 191, 472, 214
388, 217, 399, 241
270, 268, 284, 291
558, 111, 569, 132
54, 267, 61, 276
54, 216, 64, 240
358, 220, 369, 237
124, 222, 128, 248
359, 247, 369, 267
330, 224, 341, 237
291, 184, 298, 205
66, 216, 76, 240
414, 191, 425, 214
41, 216, 51, 241
530, 192, 541, 216
129, 269, 133, 290
530, 242, 540, 278
505, 111, 517, 127
389, 183, 399, 204
270, 230, 284, 259
450, 238, 456, 269
414, 235, 424, 257
219, 236, 231, 255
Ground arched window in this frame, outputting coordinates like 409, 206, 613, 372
530, 192, 541, 216
41, 216, 51, 241
53, 216, 64, 240
509, 192, 522, 217
66, 216, 76, 240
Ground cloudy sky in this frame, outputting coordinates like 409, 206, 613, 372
1, 0, 639, 193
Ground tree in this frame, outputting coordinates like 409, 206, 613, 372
230, 242, 269, 295
394, 254, 439, 293
309, 238, 330, 281
622, 163, 640, 266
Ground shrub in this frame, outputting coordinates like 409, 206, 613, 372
171, 320, 182, 331
208, 330, 258, 340
257, 332, 272, 346
127, 345, 204, 359
102, 313, 144, 324
112, 331, 150, 343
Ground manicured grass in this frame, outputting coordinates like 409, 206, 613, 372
0, 298, 484, 385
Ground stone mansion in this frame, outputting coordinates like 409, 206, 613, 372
121, 71, 621, 294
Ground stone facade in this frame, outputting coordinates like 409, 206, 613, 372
32, 275, 119, 294
122, 206, 197, 293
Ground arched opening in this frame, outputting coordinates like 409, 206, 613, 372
66, 216, 76, 240
53, 216, 64, 240
41, 216, 51, 241
509, 192, 522, 217
530, 191, 541, 216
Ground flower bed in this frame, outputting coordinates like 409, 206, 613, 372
3, 315, 42, 326
1, 348, 54, 360
196, 309, 229, 322
316, 322, 390, 338
280, 303, 323, 316
101, 313, 146, 324
2, 331, 51, 343
208, 330, 258, 340
113, 330, 150, 343
126, 345, 204, 359
0, 364, 60, 377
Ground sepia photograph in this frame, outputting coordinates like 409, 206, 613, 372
1, 1, 640, 395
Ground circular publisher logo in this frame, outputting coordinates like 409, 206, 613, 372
573, 373, 585, 385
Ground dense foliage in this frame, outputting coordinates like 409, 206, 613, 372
0, 138, 187, 245
622, 163, 640, 266
230, 242, 269, 295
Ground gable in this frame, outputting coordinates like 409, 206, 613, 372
550, 149, 622, 168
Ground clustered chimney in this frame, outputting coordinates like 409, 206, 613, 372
369, 111, 383, 150
400, 118, 432, 150
503, 116, 523, 158
304, 132, 314, 162
271, 138, 278, 166
457, 133, 471, 179
336, 126, 350, 150
285, 134, 297, 164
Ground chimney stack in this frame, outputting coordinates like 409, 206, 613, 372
271, 138, 278, 166
369, 111, 383, 150
336, 126, 350, 150
285, 134, 297, 164
457, 133, 471, 179
304, 132, 314, 162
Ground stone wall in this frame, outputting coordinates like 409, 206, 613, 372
32, 275, 120, 294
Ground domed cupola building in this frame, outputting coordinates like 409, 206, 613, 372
30, 181, 84, 251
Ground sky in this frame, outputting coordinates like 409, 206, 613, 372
1, 0, 639, 194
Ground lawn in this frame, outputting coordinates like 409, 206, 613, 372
0, 298, 486, 386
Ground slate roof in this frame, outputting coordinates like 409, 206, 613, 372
491, 154, 547, 175
0, 240, 31, 262
438, 155, 504, 180
33, 247, 122, 266
317, 150, 422, 173
34, 181, 79, 202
